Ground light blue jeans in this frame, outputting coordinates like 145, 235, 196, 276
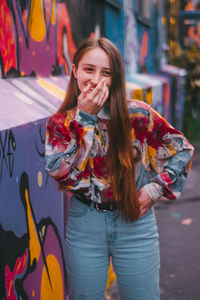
65, 195, 160, 300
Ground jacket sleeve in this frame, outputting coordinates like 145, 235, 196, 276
144, 107, 194, 202
45, 109, 97, 188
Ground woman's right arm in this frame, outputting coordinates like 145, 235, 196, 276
45, 109, 97, 187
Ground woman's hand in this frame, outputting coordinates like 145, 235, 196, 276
77, 78, 109, 115
138, 187, 155, 217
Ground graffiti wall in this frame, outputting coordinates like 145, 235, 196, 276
0, 76, 70, 299
0, 0, 105, 78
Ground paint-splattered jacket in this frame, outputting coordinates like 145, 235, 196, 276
45, 99, 194, 203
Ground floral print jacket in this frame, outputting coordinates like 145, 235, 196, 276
45, 99, 194, 203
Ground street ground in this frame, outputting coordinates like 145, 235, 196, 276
107, 143, 200, 300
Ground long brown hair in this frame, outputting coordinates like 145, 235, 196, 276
58, 37, 140, 221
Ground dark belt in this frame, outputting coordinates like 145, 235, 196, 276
75, 195, 117, 212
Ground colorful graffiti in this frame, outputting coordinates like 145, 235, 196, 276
57, 3, 76, 75
20, 172, 66, 299
0, 0, 104, 78
1, 172, 66, 300
0, 0, 17, 77
0, 72, 69, 298
0, 121, 67, 299
0, 0, 57, 77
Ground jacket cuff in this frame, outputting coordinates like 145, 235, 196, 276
75, 109, 97, 127
143, 182, 164, 202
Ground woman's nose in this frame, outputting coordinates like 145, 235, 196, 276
91, 72, 101, 86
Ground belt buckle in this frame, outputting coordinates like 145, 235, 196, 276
95, 203, 107, 212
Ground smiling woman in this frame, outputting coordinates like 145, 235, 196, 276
73, 50, 111, 83
45, 37, 194, 300
71, 47, 111, 115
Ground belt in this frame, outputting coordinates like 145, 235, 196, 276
75, 195, 117, 212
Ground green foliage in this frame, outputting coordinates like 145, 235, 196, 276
168, 42, 200, 141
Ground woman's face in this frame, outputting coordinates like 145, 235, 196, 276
72, 48, 112, 93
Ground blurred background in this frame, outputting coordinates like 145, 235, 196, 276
0, 0, 199, 299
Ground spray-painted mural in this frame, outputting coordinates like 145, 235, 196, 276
2, 171, 66, 300
0, 76, 68, 299
0, 0, 105, 78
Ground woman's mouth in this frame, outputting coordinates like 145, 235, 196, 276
88, 87, 95, 93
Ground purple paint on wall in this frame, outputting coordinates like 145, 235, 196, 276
23, 224, 66, 299
12, 0, 56, 76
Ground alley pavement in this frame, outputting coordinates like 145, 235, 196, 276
107, 142, 200, 300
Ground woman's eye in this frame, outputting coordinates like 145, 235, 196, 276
102, 70, 111, 76
85, 68, 94, 72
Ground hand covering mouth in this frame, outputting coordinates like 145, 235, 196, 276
88, 87, 95, 92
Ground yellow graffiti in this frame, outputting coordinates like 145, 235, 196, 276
38, 171, 43, 187
40, 255, 64, 300
51, 0, 56, 25
28, 0, 46, 42
5, 60, 8, 73
132, 89, 143, 100
9, 280, 13, 296
16, 261, 22, 272
37, 78, 66, 100
25, 189, 41, 265
126, 81, 144, 100
146, 87, 152, 105
106, 262, 116, 291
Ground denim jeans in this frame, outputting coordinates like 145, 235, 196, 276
65, 195, 160, 300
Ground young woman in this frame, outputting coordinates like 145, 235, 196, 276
45, 37, 194, 300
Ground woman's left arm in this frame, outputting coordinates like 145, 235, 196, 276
144, 107, 194, 203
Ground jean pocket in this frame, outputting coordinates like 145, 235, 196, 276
68, 196, 89, 218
